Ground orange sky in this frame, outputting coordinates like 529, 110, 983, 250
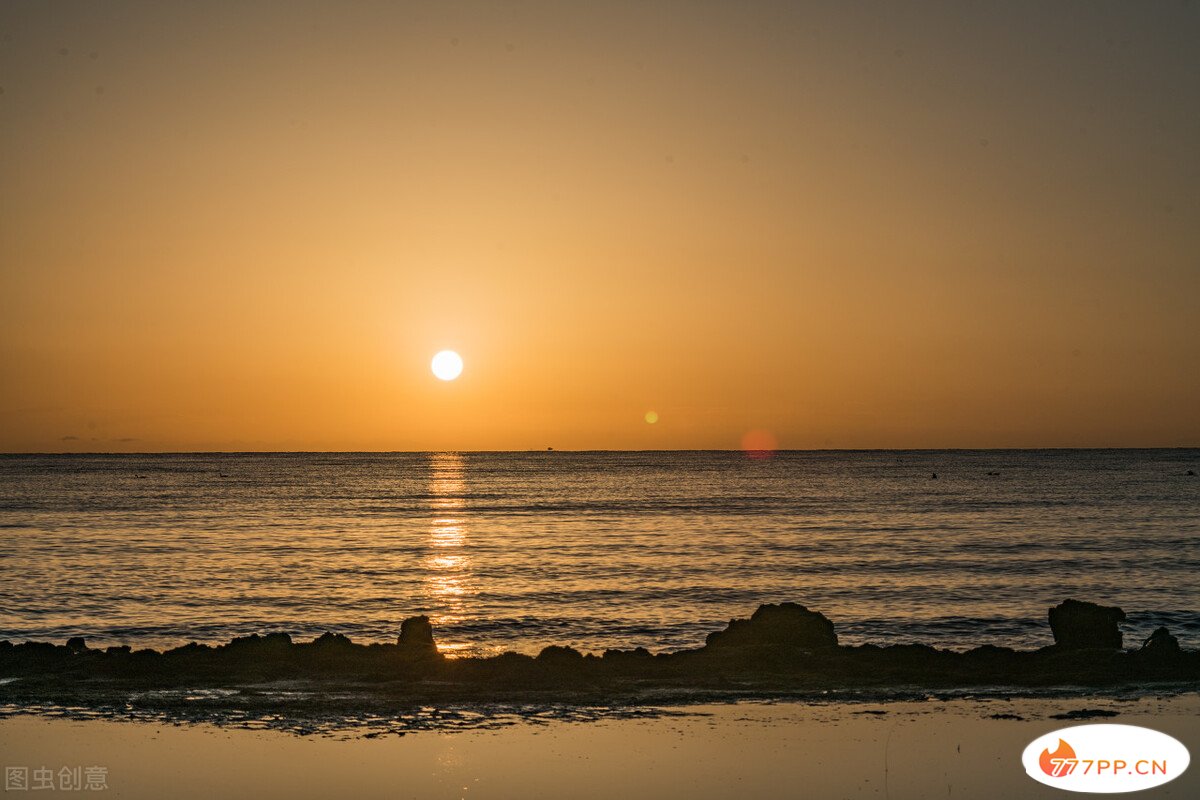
2, 2, 1198, 451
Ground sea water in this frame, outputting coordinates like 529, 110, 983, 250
1, 450, 1197, 654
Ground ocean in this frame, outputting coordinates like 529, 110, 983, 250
1, 450, 1197, 655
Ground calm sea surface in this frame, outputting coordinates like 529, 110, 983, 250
1, 451, 1197, 654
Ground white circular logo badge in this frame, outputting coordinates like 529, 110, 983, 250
1022, 724, 1190, 793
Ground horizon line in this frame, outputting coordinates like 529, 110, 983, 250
3, 445, 1199, 456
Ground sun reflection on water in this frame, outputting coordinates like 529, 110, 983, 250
421, 453, 473, 654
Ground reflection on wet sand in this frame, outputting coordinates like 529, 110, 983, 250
422, 453, 473, 653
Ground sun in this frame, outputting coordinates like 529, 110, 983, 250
431, 350, 464, 381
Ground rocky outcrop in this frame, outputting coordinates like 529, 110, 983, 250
1, 601, 1195, 714
397, 615, 439, 657
536, 645, 584, 666
704, 602, 838, 651
1048, 599, 1125, 649
1139, 627, 1181, 658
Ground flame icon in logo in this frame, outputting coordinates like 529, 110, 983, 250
1039, 739, 1077, 777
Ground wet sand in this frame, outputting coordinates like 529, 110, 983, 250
2, 696, 1196, 799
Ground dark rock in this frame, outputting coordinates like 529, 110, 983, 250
704, 602, 838, 650
1, 602, 1196, 703
397, 615, 438, 655
65, 637, 87, 653
220, 634, 292, 672
877, 643, 941, 663
602, 646, 653, 660
536, 645, 584, 665
1050, 708, 1120, 720
964, 645, 1018, 658
1140, 627, 1181, 657
309, 633, 356, 654
227, 632, 292, 651
492, 651, 536, 668
17, 641, 58, 656
105, 645, 131, 656
1048, 599, 1125, 649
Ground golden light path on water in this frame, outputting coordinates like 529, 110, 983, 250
422, 452, 474, 654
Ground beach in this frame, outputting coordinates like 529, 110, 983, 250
2, 696, 1197, 798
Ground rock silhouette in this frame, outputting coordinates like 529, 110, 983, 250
705, 602, 837, 650
1048, 599, 1125, 649
1, 600, 1194, 716
1139, 626, 1181, 658
397, 615, 439, 658
536, 645, 585, 666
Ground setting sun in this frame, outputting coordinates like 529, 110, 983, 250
431, 350, 464, 382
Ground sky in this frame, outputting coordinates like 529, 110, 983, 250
1, 1, 1198, 451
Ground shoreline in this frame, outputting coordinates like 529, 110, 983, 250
3, 686, 1198, 738
3, 601, 1196, 723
